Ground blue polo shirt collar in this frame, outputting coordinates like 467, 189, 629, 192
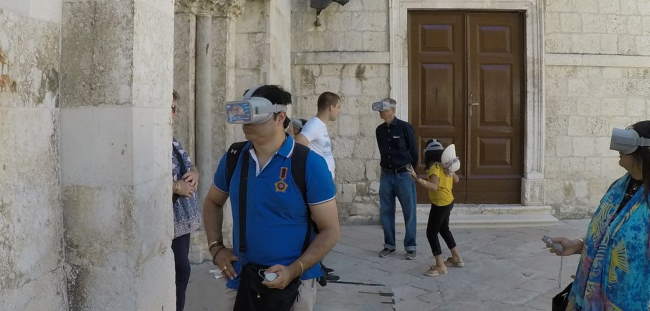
248, 135, 295, 175
277, 135, 295, 158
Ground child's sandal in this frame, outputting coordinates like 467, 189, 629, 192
423, 266, 447, 277
445, 257, 464, 267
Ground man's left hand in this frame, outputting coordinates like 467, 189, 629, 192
262, 264, 298, 289
183, 171, 199, 190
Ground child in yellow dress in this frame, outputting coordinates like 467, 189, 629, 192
409, 139, 463, 277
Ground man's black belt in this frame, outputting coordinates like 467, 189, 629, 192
382, 166, 409, 174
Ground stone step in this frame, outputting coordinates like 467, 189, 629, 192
394, 204, 559, 228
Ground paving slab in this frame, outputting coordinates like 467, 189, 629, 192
185, 219, 588, 311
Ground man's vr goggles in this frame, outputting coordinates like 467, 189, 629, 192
610, 128, 650, 155
372, 100, 396, 112
226, 86, 287, 124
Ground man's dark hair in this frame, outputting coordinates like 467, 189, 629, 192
172, 89, 179, 101
251, 85, 292, 122
251, 85, 292, 106
317, 91, 340, 112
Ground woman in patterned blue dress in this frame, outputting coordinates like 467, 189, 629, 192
548, 121, 650, 311
171, 90, 201, 311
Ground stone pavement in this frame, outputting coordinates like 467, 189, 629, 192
185, 219, 589, 311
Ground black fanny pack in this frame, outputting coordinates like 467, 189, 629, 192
234, 263, 302, 311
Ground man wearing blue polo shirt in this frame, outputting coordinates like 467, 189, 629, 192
203, 85, 340, 311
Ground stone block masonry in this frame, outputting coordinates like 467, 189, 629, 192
60, 0, 176, 309
544, 66, 650, 217
292, 62, 388, 222
545, 0, 650, 56
0, 3, 67, 310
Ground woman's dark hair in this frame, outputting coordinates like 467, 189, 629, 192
631, 121, 650, 192
423, 139, 443, 168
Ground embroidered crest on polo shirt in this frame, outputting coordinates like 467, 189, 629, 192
275, 167, 289, 192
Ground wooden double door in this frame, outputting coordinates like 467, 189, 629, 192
408, 11, 525, 204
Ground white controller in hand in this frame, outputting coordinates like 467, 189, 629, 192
542, 235, 564, 253
264, 272, 278, 282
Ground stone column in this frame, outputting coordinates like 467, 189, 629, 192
194, 0, 242, 202
176, 0, 242, 263
174, 2, 197, 158
268, 0, 292, 90
195, 9, 214, 212
60, 0, 175, 309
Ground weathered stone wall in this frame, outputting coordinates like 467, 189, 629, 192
291, 0, 389, 223
0, 2, 68, 310
60, 0, 175, 309
235, 0, 268, 94
173, 12, 196, 158
544, 0, 650, 217
292, 0, 388, 52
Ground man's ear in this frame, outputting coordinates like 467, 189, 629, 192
276, 111, 287, 125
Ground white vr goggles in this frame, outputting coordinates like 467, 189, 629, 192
226, 86, 288, 124
610, 128, 650, 155
372, 100, 396, 112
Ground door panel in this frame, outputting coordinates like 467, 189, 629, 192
408, 11, 524, 204
467, 13, 523, 203
409, 12, 467, 203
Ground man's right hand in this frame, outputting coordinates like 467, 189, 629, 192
212, 247, 239, 280
174, 180, 194, 197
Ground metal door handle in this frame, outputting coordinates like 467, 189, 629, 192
469, 102, 479, 118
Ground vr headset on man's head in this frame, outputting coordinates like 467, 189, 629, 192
610, 128, 650, 154
371, 100, 396, 112
226, 85, 287, 124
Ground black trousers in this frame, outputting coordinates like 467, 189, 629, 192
426, 203, 456, 256
172, 233, 191, 311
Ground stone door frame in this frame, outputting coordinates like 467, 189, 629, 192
389, 0, 545, 205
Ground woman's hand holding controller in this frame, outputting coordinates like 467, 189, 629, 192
544, 236, 584, 256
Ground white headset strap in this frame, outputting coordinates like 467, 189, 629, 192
243, 85, 264, 99
639, 137, 650, 147
383, 100, 396, 108
255, 101, 287, 114
626, 128, 650, 147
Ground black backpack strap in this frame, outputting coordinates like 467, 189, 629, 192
238, 149, 250, 253
226, 142, 248, 188
291, 144, 312, 253
291, 144, 309, 204
225, 141, 249, 253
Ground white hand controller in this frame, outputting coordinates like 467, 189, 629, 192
542, 235, 564, 253
264, 272, 278, 282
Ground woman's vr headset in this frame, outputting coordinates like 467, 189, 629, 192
610, 128, 650, 154
372, 100, 396, 112
226, 86, 287, 124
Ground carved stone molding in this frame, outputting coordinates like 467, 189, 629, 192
175, 0, 243, 17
